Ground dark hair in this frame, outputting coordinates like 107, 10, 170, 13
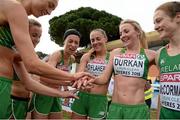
155, 1, 180, 18
63, 29, 81, 40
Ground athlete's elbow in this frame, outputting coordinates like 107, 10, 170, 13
25, 60, 42, 75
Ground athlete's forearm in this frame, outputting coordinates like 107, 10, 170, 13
40, 76, 72, 86
26, 59, 75, 81
13, 62, 67, 97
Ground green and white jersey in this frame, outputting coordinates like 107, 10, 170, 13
86, 52, 110, 77
56, 50, 72, 72
0, 25, 14, 49
159, 47, 180, 111
113, 48, 149, 80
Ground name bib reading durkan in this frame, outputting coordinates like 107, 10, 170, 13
113, 54, 145, 77
160, 72, 180, 111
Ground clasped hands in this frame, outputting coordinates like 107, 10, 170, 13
62, 72, 95, 99
71, 72, 96, 90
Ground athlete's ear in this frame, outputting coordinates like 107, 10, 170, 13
105, 39, 107, 43
175, 12, 180, 24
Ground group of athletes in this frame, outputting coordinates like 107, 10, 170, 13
0, 0, 179, 119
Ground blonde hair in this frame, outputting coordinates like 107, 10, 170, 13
120, 19, 148, 49
90, 28, 108, 40
29, 18, 41, 28
155, 1, 180, 18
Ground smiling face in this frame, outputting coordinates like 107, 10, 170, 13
119, 23, 140, 47
153, 10, 177, 40
153, 1, 180, 40
64, 35, 80, 55
31, 0, 58, 17
29, 25, 42, 47
90, 30, 107, 52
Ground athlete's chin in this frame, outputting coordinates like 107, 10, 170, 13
33, 14, 40, 18
122, 42, 130, 47
159, 34, 169, 40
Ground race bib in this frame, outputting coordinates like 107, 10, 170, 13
86, 59, 106, 76
113, 54, 145, 77
160, 72, 180, 111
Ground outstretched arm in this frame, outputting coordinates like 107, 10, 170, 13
94, 51, 114, 85
40, 77, 73, 86
6, 4, 76, 81
13, 61, 77, 98
75, 50, 114, 88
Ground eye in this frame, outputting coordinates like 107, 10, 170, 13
68, 39, 73, 43
48, 2, 55, 9
96, 37, 101, 41
74, 41, 79, 45
90, 38, 95, 43
32, 33, 38, 37
124, 29, 129, 33
154, 18, 162, 24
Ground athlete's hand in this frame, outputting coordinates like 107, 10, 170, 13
60, 89, 79, 99
83, 77, 96, 87
72, 76, 94, 89
87, 48, 95, 54
73, 72, 95, 81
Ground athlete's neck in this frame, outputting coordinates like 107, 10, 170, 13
63, 51, 71, 60
126, 42, 141, 53
95, 48, 107, 58
20, 0, 32, 15
169, 28, 180, 50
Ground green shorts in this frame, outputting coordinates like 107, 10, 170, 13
107, 102, 150, 119
0, 76, 12, 119
71, 91, 108, 119
11, 95, 30, 119
160, 106, 180, 119
29, 93, 62, 115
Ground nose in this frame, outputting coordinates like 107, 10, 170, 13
46, 9, 52, 15
93, 40, 99, 44
120, 33, 125, 40
154, 23, 160, 31
71, 42, 78, 48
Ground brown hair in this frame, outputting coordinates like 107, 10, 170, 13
155, 1, 180, 18
120, 19, 148, 49
29, 18, 41, 28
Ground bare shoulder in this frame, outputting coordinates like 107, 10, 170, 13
70, 55, 76, 63
48, 50, 61, 62
0, 0, 23, 23
3, 1, 27, 22
52, 50, 61, 57
1, 0, 23, 14
80, 52, 92, 62
111, 48, 122, 55
155, 47, 165, 65
144, 49, 156, 57
144, 49, 156, 63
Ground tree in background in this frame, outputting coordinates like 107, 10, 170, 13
36, 51, 48, 59
49, 7, 122, 47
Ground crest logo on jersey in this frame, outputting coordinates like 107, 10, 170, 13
160, 59, 165, 65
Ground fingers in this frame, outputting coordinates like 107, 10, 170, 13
77, 79, 83, 89
71, 81, 78, 88
69, 89, 79, 99
70, 89, 78, 94
72, 94, 79, 99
